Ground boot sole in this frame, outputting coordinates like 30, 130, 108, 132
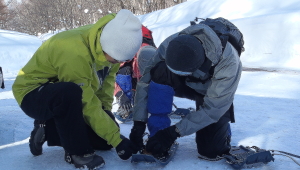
74, 162, 105, 170
29, 132, 43, 156
65, 153, 105, 170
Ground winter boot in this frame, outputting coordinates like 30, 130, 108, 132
29, 121, 46, 156
65, 151, 105, 170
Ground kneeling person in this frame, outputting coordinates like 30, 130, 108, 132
130, 23, 242, 159
12, 9, 141, 169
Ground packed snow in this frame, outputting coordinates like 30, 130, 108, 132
0, 0, 299, 169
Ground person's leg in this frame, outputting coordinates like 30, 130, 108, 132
195, 109, 232, 159
21, 82, 94, 155
0, 67, 4, 89
86, 125, 113, 151
45, 118, 62, 146
151, 61, 232, 158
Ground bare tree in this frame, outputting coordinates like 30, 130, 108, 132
5, 0, 184, 35
0, 0, 8, 29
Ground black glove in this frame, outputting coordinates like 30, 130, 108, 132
116, 137, 139, 160
173, 108, 191, 117
117, 66, 132, 75
129, 121, 146, 151
146, 125, 180, 157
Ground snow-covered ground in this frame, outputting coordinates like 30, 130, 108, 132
0, 0, 299, 169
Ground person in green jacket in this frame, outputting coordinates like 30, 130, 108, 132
12, 9, 142, 169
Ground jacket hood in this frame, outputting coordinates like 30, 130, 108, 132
179, 24, 222, 65
84, 13, 116, 66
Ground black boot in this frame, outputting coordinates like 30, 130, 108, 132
65, 151, 105, 170
29, 120, 46, 156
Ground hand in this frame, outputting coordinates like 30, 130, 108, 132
173, 108, 191, 117
116, 137, 139, 160
129, 121, 146, 151
145, 125, 180, 157
117, 66, 132, 75
115, 91, 133, 112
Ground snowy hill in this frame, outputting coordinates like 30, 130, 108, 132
0, 30, 42, 77
138, 0, 300, 71
0, 0, 299, 169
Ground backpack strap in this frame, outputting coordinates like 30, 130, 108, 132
219, 35, 229, 53
192, 57, 212, 80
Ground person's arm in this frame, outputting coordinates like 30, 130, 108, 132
0, 67, 4, 89
132, 33, 179, 122
130, 33, 178, 150
95, 63, 120, 111
175, 42, 242, 136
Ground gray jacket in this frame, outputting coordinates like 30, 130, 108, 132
133, 24, 242, 137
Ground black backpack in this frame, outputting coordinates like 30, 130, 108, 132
191, 17, 245, 56
142, 25, 157, 48
188, 17, 244, 81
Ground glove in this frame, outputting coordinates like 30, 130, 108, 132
146, 125, 180, 157
129, 121, 146, 151
117, 66, 132, 75
116, 137, 139, 160
115, 91, 133, 112
173, 108, 191, 117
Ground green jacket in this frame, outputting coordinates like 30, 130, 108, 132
12, 14, 122, 147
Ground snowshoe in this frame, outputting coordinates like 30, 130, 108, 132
113, 100, 134, 123
223, 145, 274, 169
113, 111, 133, 123
131, 142, 179, 166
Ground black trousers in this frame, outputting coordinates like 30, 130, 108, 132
151, 61, 232, 158
21, 82, 113, 155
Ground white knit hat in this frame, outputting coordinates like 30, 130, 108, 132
100, 9, 142, 61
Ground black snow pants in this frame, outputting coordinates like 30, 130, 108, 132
21, 82, 115, 155
150, 61, 233, 158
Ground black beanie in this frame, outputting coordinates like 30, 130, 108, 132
166, 34, 206, 75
